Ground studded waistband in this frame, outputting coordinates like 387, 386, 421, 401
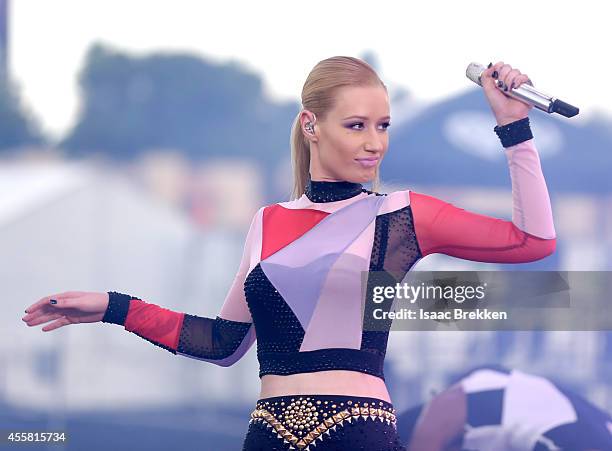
249, 394, 397, 450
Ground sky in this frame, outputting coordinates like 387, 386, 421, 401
8, 0, 611, 139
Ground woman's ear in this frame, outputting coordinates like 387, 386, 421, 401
300, 110, 318, 143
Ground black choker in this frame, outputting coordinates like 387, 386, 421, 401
304, 176, 365, 203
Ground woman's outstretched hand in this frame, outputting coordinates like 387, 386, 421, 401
480, 61, 534, 126
22, 291, 109, 332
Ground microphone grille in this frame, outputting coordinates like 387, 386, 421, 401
466, 62, 485, 86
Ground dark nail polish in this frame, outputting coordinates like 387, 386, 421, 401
510, 82, 515, 90
492, 71, 498, 79
487, 62, 493, 68
50, 299, 57, 305
504, 85, 508, 92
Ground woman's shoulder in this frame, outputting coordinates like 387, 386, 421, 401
376, 188, 414, 215
265, 188, 416, 215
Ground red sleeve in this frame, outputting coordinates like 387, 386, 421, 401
409, 191, 556, 263
122, 298, 254, 366
124, 300, 185, 351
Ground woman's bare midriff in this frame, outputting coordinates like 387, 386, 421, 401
259, 370, 391, 403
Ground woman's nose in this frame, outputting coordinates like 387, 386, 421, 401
364, 128, 385, 151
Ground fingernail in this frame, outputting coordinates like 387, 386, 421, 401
510, 82, 515, 90
492, 71, 498, 79
487, 62, 493, 68
496, 80, 503, 88
504, 84, 508, 92
50, 299, 57, 305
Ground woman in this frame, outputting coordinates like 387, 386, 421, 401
23, 57, 556, 450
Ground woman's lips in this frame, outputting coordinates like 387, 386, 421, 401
355, 157, 379, 168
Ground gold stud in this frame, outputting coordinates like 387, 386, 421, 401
338, 411, 350, 420
306, 431, 318, 440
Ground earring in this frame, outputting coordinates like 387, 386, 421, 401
305, 122, 314, 134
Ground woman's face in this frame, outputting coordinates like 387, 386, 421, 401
307, 84, 390, 183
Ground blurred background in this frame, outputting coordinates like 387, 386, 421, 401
1, 0, 610, 449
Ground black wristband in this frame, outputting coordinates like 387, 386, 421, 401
102, 291, 135, 325
493, 117, 533, 148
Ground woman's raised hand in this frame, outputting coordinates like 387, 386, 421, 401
22, 291, 109, 332
480, 61, 534, 126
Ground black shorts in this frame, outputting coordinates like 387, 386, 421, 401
241, 394, 407, 451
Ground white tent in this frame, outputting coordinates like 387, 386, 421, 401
0, 160, 259, 411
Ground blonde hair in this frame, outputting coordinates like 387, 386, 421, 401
290, 56, 387, 200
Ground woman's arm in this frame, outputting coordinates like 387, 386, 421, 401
101, 207, 263, 366
407, 384, 467, 451
409, 121, 556, 264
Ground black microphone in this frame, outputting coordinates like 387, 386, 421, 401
466, 62, 579, 118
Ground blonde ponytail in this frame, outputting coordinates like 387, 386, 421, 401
290, 113, 311, 200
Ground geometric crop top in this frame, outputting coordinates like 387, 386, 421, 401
102, 130, 557, 382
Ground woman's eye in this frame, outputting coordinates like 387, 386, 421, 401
347, 122, 391, 130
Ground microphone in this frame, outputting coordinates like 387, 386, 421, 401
466, 62, 579, 118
